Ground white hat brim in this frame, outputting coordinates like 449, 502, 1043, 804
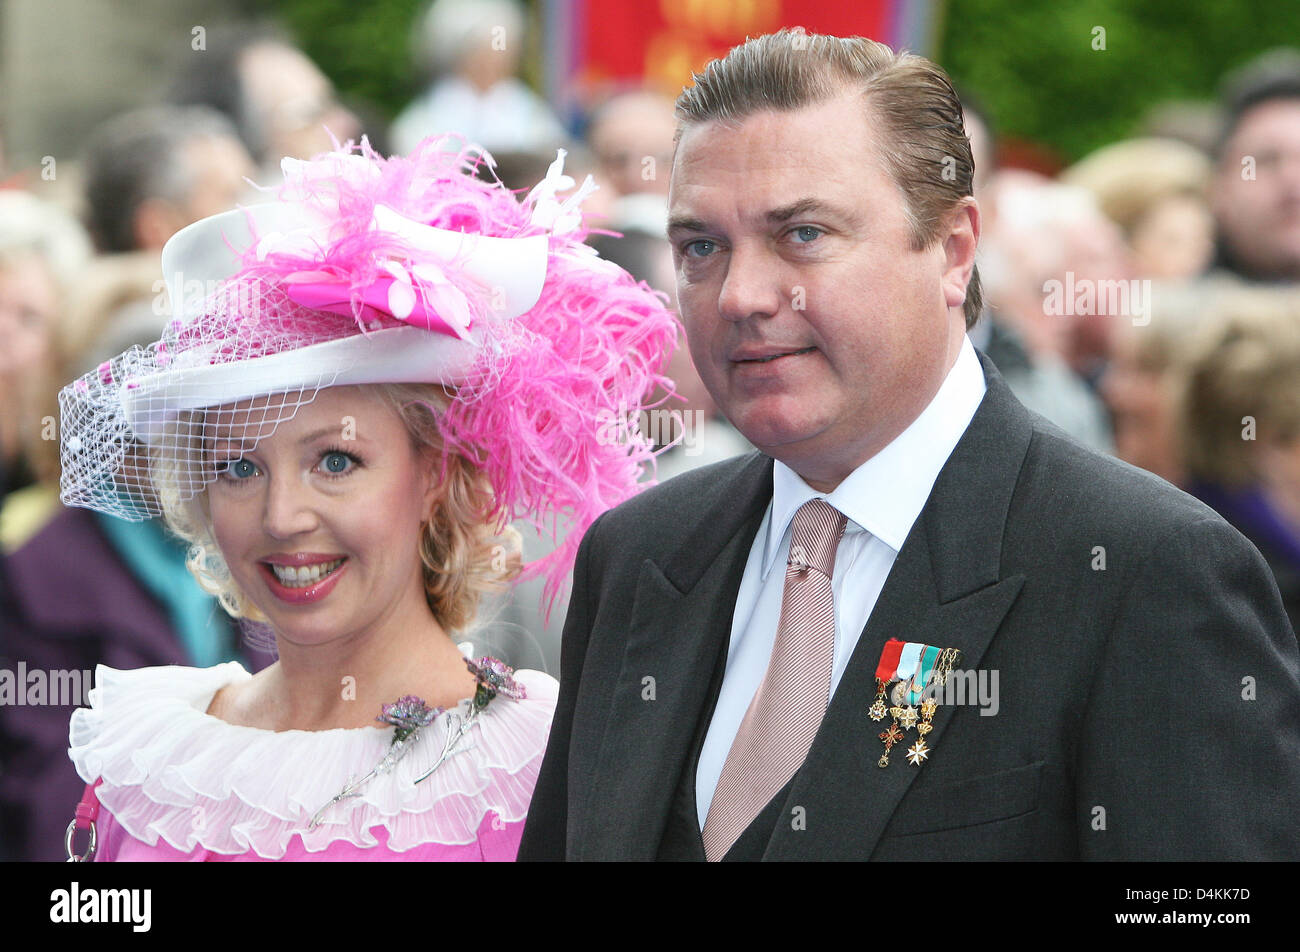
122, 326, 478, 445
162, 204, 549, 325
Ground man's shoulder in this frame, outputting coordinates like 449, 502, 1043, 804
622, 451, 764, 510
587, 452, 767, 553
1012, 412, 1230, 543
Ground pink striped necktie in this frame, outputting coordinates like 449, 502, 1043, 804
701, 497, 848, 861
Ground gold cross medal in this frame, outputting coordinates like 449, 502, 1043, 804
872, 640, 961, 768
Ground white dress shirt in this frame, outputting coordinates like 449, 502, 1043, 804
695, 335, 988, 827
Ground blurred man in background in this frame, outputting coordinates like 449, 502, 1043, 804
1210, 49, 1300, 285
979, 176, 1118, 452
83, 105, 253, 257
71, 105, 255, 370
587, 90, 677, 235
170, 25, 360, 176
391, 0, 565, 156
966, 99, 1115, 454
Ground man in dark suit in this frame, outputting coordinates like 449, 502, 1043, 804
519, 30, 1300, 860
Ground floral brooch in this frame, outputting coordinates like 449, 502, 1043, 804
307, 657, 526, 830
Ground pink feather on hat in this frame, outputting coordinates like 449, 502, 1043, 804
58, 134, 682, 619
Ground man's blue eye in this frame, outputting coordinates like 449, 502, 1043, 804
683, 238, 717, 258
792, 226, 822, 243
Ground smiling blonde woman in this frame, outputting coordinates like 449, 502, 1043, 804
57, 136, 676, 861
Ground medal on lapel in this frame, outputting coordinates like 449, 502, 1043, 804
874, 641, 916, 767
870, 640, 904, 766
869, 641, 902, 722
872, 639, 962, 768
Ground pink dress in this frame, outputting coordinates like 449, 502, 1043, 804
67, 659, 557, 861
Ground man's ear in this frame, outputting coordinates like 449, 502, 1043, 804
941, 197, 980, 311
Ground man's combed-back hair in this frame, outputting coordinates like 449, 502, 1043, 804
675, 28, 982, 328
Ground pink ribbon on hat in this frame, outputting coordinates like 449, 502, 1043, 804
257, 202, 482, 341
279, 262, 473, 340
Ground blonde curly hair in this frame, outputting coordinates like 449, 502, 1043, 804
1179, 289, 1300, 488
153, 382, 522, 634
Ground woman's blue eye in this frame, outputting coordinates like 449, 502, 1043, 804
226, 458, 258, 480
322, 451, 353, 474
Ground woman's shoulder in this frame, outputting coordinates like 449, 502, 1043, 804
69, 661, 252, 766
459, 665, 557, 771
70, 660, 557, 859
502, 666, 558, 710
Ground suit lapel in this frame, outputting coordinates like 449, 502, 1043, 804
762, 561, 1025, 859
764, 354, 1035, 860
576, 452, 773, 860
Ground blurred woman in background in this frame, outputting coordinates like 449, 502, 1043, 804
1179, 288, 1300, 629
0, 190, 89, 516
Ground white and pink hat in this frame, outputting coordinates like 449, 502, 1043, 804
58, 136, 678, 605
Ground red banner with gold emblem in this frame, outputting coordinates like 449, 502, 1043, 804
543, 0, 934, 108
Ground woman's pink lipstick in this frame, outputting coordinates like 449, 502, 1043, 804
258, 558, 348, 605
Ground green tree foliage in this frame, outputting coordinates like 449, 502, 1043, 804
261, 0, 426, 119
260, 0, 1299, 163
939, 0, 1300, 163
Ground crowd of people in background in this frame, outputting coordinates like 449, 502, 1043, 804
967, 47, 1300, 635
1, 0, 1299, 860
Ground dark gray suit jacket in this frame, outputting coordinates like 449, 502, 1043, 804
519, 353, 1300, 860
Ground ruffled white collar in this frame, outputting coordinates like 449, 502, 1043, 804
68, 653, 557, 857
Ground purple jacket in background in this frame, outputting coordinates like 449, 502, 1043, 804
0, 506, 269, 861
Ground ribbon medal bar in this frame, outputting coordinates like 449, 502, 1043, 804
869, 639, 961, 767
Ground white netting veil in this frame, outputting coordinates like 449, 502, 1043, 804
58, 277, 355, 520
54, 137, 682, 613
